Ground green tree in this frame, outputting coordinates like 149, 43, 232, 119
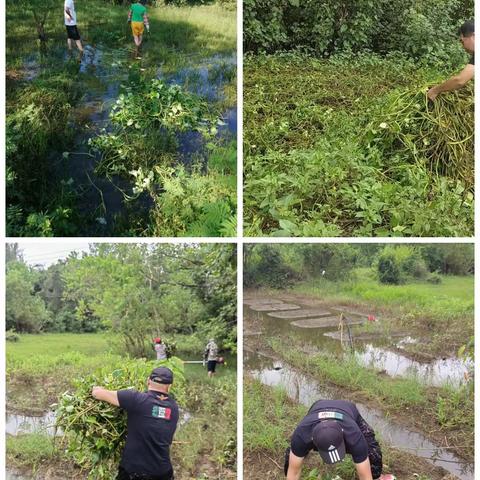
6, 262, 51, 332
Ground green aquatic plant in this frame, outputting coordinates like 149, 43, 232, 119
55, 357, 186, 479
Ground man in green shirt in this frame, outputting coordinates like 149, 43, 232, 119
128, 0, 150, 55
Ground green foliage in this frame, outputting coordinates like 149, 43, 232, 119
244, 55, 473, 237
244, 0, 472, 68
420, 244, 474, 275
149, 162, 236, 237
6, 72, 81, 237
6, 262, 51, 333
62, 244, 237, 355
244, 245, 299, 289
56, 357, 186, 479
6, 433, 56, 469
6, 330, 20, 342
378, 251, 401, 284
377, 245, 429, 284
89, 73, 236, 237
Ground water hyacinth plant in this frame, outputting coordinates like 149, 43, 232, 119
55, 357, 186, 479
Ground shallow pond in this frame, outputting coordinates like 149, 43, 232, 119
17, 43, 236, 235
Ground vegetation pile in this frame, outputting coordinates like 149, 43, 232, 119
55, 357, 186, 479
244, 55, 474, 237
367, 85, 474, 189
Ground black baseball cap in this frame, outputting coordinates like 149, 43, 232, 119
149, 367, 173, 385
312, 421, 346, 464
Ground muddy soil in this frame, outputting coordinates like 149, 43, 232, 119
244, 448, 450, 480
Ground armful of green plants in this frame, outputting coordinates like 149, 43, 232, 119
55, 357, 186, 479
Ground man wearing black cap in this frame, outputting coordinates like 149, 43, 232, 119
428, 20, 475, 101
91, 366, 179, 480
285, 400, 395, 480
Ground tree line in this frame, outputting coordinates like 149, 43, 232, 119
6, 243, 237, 356
244, 244, 474, 288
244, 0, 473, 67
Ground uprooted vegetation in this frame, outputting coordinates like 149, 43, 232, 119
244, 54, 473, 237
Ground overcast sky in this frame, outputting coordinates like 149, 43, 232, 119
12, 241, 92, 267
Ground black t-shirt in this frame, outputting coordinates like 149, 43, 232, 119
469, 54, 474, 65
117, 389, 179, 475
290, 400, 369, 464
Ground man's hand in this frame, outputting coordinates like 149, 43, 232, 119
427, 87, 439, 101
427, 64, 474, 101
91, 386, 120, 407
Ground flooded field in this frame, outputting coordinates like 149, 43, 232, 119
244, 295, 474, 480
17, 45, 236, 236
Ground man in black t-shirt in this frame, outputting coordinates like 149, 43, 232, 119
285, 400, 395, 480
428, 20, 475, 100
92, 366, 179, 480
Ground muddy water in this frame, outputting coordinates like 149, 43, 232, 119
22, 44, 236, 235
244, 349, 474, 480
245, 303, 471, 388
6, 411, 58, 436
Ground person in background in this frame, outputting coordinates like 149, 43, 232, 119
204, 338, 219, 378
154, 337, 167, 361
428, 20, 474, 100
92, 367, 179, 480
64, 0, 84, 56
128, 0, 150, 57
285, 399, 395, 480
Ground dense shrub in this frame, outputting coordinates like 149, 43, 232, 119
378, 251, 401, 284
244, 0, 472, 67
244, 245, 299, 288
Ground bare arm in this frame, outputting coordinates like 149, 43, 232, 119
286, 451, 304, 480
355, 458, 374, 480
92, 387, 120, 407
428, 64, 474, 100
65, 7, 73, 21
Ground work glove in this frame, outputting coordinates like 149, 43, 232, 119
284, 447, 290, 476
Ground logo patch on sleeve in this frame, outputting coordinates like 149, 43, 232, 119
152, 406, 172, 420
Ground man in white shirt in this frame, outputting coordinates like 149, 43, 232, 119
64, 0, 84, 54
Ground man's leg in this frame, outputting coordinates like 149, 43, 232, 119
67, 38, 73, 50
357, 415, 383, 479
138, 34, 143, 46
75, 39, 84, 53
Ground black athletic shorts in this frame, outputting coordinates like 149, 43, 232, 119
117, 466, 174, 480
207, 360, 217, 373
66, 25, 81, 40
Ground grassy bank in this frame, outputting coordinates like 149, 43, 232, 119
244, 54, 473, 237
243, 378, 447, 480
